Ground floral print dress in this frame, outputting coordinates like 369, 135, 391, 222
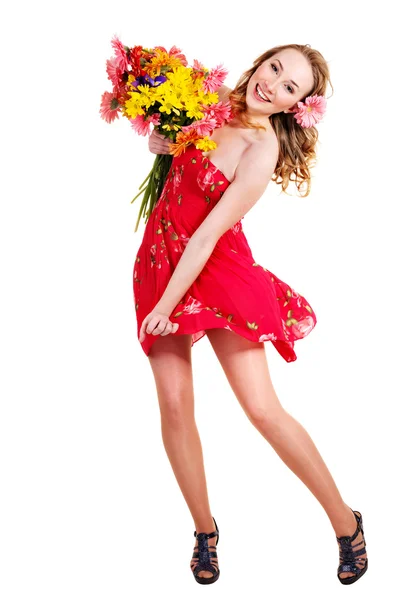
133, 143, 317, 362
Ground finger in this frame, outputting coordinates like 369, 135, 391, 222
172, 323, 179, 334
150, 318, 168, 336
154, 144, 170, 155
150, 144, 167, 154
159, 322, 173, 336
142, 316, 158, 338
139, 320, 146, 342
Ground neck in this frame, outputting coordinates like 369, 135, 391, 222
244, 110, 272, 128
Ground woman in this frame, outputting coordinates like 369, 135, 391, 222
133, 44, 368, 585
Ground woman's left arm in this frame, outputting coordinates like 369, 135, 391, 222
153, 140, 278, 317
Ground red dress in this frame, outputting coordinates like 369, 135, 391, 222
133, 144, 317, 362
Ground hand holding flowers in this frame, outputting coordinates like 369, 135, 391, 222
148, 129, 172, 155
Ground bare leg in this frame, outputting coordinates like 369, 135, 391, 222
206, 328, 367, 579
147, 333, 218, 578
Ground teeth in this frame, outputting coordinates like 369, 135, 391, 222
256, 84, 269, 102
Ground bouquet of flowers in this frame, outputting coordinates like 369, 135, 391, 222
100, 36, 233, 232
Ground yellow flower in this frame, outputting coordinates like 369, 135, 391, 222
201, 91, 219, 105
124, 84, 158, 118
194, 137, 217, 152
166, 65, 192, 85
184, 100, 205, 120
157, 91, 183, 115
123, 95, 145, 118
154, 80, 185, 114
139, 84, 158, 105
162, 123, 181, 131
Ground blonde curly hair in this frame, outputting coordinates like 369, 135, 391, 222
228, 44, 334, 197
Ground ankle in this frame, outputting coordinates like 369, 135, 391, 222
194, 517, 216, 535
332, 504, 357, 537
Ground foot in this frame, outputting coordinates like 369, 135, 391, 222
335, 507, 367, 580
190, 525, 219, 579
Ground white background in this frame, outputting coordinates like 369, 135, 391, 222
1, 0, 409, 597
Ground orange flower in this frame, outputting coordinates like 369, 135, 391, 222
169, 130, 201, 157
144, 49, 182, 78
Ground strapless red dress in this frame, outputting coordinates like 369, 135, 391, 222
133, 144, 317, 362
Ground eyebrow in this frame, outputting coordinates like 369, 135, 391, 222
276, 59, 300, 89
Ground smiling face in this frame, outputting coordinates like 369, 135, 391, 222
245, 48, 315, 125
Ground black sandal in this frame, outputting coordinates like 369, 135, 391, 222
190, 516, 220, 585
336, 508, 368, 584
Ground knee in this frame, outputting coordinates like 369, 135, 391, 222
159, 394, 193, 428
247, 405, 286, 435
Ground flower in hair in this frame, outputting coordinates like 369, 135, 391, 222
289, 94, 326, 128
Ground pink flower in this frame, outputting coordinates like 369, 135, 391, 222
183, 295, 206, 315
99, 91, 120, 123
130, 113, 162, 136
110, 34, 129, 72
197, 168, 216, 191
202, 64, 228, 93
202, 101, 233, 126
149, 113, 161, 126
291, 95, 327, 128
106, 57, 123, 88
291, 315, 315, 338
172, 167, 182, 194
230, 221, 242, 235
168, 45, 188, 66
193, 59, 206, 71
181, 114, 217, 136
130, 115, 150, 136
259, 332, 278, 342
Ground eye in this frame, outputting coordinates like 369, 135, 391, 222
271, 63, 294, 94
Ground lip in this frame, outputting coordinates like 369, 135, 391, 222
253, 82, 271, 103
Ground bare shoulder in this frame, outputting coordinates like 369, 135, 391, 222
234, 130, 279, 183
216, 84, 232, 103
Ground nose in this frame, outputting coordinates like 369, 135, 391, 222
264, 80, 275, 98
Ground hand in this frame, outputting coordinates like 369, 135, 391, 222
139, 308, 180, 343
148, 129, 172, 155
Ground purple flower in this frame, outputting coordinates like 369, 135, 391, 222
132, 74, 167, 89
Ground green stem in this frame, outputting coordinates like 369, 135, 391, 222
132, 153, 173, 233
